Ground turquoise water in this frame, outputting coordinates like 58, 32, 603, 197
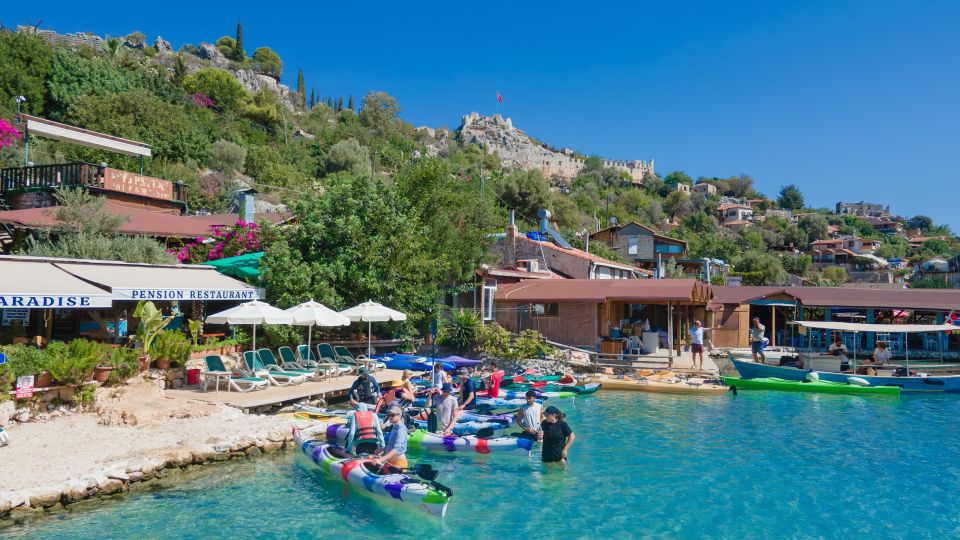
5, 391, 960, 538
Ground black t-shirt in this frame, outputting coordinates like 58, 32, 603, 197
460, 379, 477, 409
541, 419, 572, 463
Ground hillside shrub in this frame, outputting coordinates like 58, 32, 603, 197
183, 68, 246, 110
208, 139, 247, 173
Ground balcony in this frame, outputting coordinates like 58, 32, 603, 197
0, 162, 185, 208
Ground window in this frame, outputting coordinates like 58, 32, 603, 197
482, 279, 497, 321
628, 237, 639, 255
655, 243, 684, 254
532, 303, 559, 317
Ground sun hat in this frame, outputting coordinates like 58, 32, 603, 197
543, 405, 562, 416
387, 405, 403, 416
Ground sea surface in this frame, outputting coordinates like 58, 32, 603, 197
4, 391, 960, 539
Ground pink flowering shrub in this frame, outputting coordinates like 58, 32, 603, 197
192, 93, 216, 108
172, 221, 264, 263
0, 118, 22, 148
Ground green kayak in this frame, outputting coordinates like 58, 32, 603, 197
722, 376, 900, 396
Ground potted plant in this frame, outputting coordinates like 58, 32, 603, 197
47, 339, 103, 386
133, 300, 174, 371
152, 330, 191, 369
8, 345, 52, 387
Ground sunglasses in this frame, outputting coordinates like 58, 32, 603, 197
388, 413, 401, 417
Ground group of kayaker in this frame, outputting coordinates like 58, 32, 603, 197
342, 362, 576, 467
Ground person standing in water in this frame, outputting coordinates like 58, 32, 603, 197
750, 318, 766, 364
487, 361, 505, 398
540, 405, 574, 467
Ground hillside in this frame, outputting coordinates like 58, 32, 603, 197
0, 25, 957, 293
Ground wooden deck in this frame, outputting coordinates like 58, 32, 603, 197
165, 369, 404, 411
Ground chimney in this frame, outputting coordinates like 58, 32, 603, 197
506, 209, 517, 265
235, 188, 258, 223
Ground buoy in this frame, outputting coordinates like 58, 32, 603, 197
805, 372, 820, 382
847, 377, 870, 387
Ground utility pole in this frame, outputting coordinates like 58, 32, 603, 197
479, 161, 484, 196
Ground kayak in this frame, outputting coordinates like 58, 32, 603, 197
481, 389, 576, 400
441, 355, 484, 367
412, 396, 545, 409
293, 428, 452, 517
501, 382, 601, 396
377, 354, 456, 371
722, 376, 901, 396
584, 374, 728, 395
522, 374, 563, 382
325, 425, 533, 454
293, 404, 515, 426
411, 419, 504, 436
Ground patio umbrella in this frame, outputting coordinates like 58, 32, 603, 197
285, 300, 351, 353
205, 300, 293, 351
339, 300, 407, 357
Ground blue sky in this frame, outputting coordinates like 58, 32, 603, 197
5, 1, 958, 230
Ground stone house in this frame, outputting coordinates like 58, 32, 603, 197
836, 201, 891, 219
692, 182, 717, 196
718, 203, 753, 225
590, 222, 687, 267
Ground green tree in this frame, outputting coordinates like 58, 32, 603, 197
309, 88, 315, 108
207, 140, 247, 173
244, 145, 309, 188
496, 169, 551, 220
233, 22, 246, 61
252, 47, 283, 79
908, 215, 933, 231
732, 250, 788, 285
663, 170, 693, 188
348, 95, 354, 110
182, 68, 246, 110
0, 32, 53, 116
215, 36, 235, 57
781, 252, 812, 276
921, 238, 953, 258
818, 266, 849, 286
172, 53, 188, 85
359, 91, 401, 139
777, 184, 804, 210
326, 138, 370, 175
296, 68, 305, 107
910, 275, 952, 289
798, 213, 830, 243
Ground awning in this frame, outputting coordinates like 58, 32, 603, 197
790, 320, 957, 333
201, 252, 262, 281
55, 262, 259, 301
0, 260, 112, 308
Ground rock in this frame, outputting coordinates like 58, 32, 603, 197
98, 479, 124, 495
234, 69, 294, 110
154, 36, 173, 55
128, 471, 145, 482
0, 496, 10, 516
4, 491, 26, 510
197, 43, 229, 68
107, 471, 130, 482
35, 412, 49, 422
262, 440, 282, 453
175, 450, 194, 467
28, 486, 63, 508
81, 477, 99, 491
171, 379, 183, 389
0, 401, 14, 426
61, 482, 88, 505
46, 403, 56, 411
14, 408, 31, 423
245, 446, 262, 457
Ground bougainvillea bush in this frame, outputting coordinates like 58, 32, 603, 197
0, 118, 22, 148
173, 220, 266, 263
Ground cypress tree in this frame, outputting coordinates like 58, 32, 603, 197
309, 88, 315, 109
348, 95, 353, 110
337, 97, 343, 112
297, 68, 306, 108
233, 22, 245, 61
327, 96, 333, 109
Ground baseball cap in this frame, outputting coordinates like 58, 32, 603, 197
358, 367, 368, 375
441, 383, 453, 393
387, 405, 403, 416
525, 390, 538, 398
458, 367, 469, 375
543, 405, 561, 416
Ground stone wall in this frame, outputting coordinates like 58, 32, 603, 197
458, 113, 653, 183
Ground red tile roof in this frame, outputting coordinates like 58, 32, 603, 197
0, 201, 289, 238
496, 278, 711, 304
710, 285, 960, 311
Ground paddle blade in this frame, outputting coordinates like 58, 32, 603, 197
412, 464, 439, 481
475, 427, 495, 438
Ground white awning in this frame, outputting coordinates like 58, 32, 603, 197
55, 262, 258, 301
790, 320, 957, 333
21, 115, 152, 157
0, 260, 112, 308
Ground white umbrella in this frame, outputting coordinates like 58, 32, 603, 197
285, 300, 351, 354
205, 300, 293, 351
339, 300, 407, 357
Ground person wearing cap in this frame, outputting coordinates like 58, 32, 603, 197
515, 390, 543, 441
458, 368, 477, 411
750, 317, 766, 364
349, 367, 381, 408
540, 405, 575, 466
435, 382, 459, 436
375, 405, 409, 468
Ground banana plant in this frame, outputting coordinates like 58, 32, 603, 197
187, 319, 202, 347
133, 301, 174, 358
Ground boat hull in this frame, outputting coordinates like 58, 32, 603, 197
722, 376, 901, 396
325, 425, 533, 454
584, 376, 728, 395
730, 357, 960, 393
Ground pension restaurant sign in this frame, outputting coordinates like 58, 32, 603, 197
103, 168, 174, 200
113, 288, 258, 301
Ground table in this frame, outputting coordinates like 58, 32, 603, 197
202, 371, 232, 393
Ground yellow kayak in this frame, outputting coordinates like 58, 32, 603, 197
585, 372, 729, 395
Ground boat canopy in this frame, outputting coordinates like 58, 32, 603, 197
789, 320, 957, 333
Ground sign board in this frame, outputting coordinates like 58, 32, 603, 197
112, 288, 258, 301
1, 308, 29, 326
103, 168, 174, 201
0, 352, 6, 364
15, 375, 34, 399
0, 295, 112, 308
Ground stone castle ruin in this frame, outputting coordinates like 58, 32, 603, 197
457, 112, 654, 183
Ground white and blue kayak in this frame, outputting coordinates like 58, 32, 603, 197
293, 428, 452, 517
324, 424, 533, 455
410, 419, 504, 436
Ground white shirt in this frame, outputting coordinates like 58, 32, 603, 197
688, 326, 704, 345
436, 394, 457, 430
873, 348, 892, 363
829, 343, 848, 355
519, 403, 542, 432
749, 324, 765, 342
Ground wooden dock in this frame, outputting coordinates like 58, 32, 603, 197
165, 369, 404, 412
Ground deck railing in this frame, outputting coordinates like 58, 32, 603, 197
0, 162, 185, 202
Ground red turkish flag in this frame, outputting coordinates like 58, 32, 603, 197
497, 91, 503, 103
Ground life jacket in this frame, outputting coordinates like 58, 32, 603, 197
377, 388, 400, 413
355, 379, 377, 402
354, 410, 377, 441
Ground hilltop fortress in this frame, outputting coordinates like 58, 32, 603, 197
457, 112, 654, 183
